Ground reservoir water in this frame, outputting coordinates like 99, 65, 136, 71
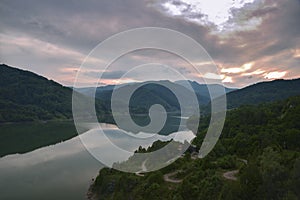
0, 123, 194, 200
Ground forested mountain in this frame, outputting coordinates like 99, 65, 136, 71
89, 95, 300, 200
76, 80, 211, 108
93, 81, 207, 134
2, 64, 300, 124
0, 64, 74, 122
78, 78, 300, 114
175, 80, 237, 98
76, 80, 236, 108
0, 64, 108, 122
75, 81, 209, 134
226, 78, 300, 109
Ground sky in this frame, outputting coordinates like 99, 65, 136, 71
0, 0, 300, 88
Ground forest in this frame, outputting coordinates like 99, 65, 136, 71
90, 95, 300, 200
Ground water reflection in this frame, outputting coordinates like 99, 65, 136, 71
0, 123, 194, 200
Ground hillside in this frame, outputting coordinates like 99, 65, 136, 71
0, 64, 108, 122
76, 81, 210, 134
76, 80, 236, 108
2, 63, 299, 126
175, 80, 237, 99
96, 81, 204, 134
76, 81, 211, 108
76, 78, 300, 116
0, 64, 75, 122
226, 78, 300, 109
89, 95, 300, 200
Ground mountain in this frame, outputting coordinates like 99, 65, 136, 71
77, 78, 300, 113
0, 64, 107, 122
74, 85, 117, 97
76, 81, 211, 112
76, 81, 211, 134
94, 81, 207, 134
2, 63, 299, 123
0, 64, 205, 128
109, 80, 209, 110
76, 80, 236, 108
89, 95, 300, 200
175, 80, 237, 99
74, 81, 237, 106
226, 78, 300, 109
0, 64, 75, 122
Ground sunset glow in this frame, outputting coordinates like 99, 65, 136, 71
264, 71, 287, 79
0, 0, 299, 87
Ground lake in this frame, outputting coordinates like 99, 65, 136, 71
0, 123, 194, 200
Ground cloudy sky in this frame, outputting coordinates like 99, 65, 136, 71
0, 0, 299, 88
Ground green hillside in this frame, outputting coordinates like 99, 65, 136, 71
84, 81, 207, 134
0, 64, 73, 122
175, 80, 237, 99
90, 95, 300, 200
226, 78, 300, 109
0, 64, 108, 123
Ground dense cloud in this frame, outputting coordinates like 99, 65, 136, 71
0, 0, 299, 87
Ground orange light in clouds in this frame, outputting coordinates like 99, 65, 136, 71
264, 71, 287, 79
294, 49, 300, 58
203, 72, 223, 80
100, 78, 139, 85
242, 69, 265, 76
221, 62, 253, 74
222, 76, 233, 83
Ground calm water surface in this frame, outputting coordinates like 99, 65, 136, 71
0, 123, 194, 200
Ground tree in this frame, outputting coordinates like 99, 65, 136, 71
240, 163, 262, 200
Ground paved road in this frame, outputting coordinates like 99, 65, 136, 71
222, 158, 248, 181
163, 171, 183, 183
135, 159, 147, 177
223, 170, 239, 181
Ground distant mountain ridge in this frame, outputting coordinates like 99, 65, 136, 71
1, 64, 300, 123
75, 80, 236, 109
175, 80, 237, 98
226, 78, 300, 109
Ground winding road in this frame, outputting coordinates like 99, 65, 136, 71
223, 170, 239, 181
163, 171, 183, 183
135, 159, 148, 177
222, 158, 248, 181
